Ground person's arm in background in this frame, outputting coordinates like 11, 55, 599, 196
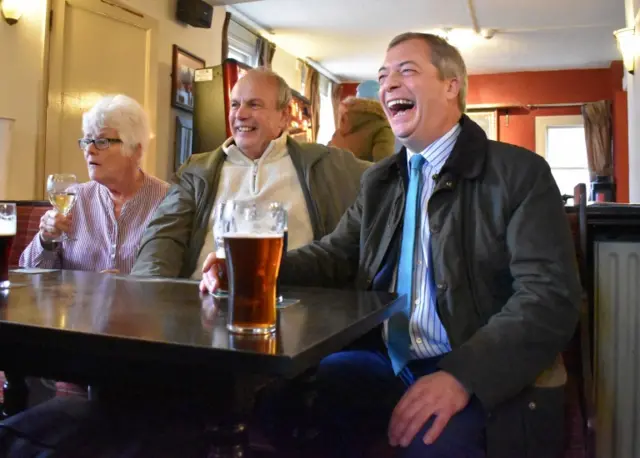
280, 193, 362, 288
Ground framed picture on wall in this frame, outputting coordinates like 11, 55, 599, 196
466, 110, 498, 140
171, 45, 206, 112
175, 115, 193, 171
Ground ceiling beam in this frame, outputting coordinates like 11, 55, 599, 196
466, 0, 481, 34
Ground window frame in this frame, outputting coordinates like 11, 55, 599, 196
227, 20, 258, 67
316, 80, 336, 145
227, 44, 254, 66
534, 114, 589, 194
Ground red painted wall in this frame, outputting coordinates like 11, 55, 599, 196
467, 68, 616, 105
338, 62, 629, 202
467, 63, 627, 202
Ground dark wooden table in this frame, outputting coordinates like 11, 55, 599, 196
0, 270, 401, 455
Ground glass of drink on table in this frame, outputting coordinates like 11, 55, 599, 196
46, 173, 78, 241
211, 201, 229, 298
0, 203, 16, 289
223, 200, 286, 334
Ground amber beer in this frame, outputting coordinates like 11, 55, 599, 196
225, 233, 284, 334
0, 204, 17, 289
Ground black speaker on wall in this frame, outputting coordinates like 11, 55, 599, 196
176, 0, 213, 28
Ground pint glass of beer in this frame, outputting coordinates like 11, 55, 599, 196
223, 201, 286, 334
0, 203, 16, 289
211, 201, 229, 298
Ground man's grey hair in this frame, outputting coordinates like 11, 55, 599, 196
387, 32, 468, 112
82, 94, 150, 156
246, 67, 292, 110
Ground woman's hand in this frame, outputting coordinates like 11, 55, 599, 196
39, 210, 71, 242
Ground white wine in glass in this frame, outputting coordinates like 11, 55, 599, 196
49, 191, 77, 215
47, 174, 78, 241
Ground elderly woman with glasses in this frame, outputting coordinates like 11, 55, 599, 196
20, 94, 169, 273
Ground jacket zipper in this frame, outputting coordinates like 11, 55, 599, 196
251, 161, 258, 194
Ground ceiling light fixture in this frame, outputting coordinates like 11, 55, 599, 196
1, 0, 23, 25
433, 27, 495, 47
614, 27, 637, 74
481, 28, 496, 39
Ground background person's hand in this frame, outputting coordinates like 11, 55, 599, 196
39, 210, 72, 243
199, 252, 219, 293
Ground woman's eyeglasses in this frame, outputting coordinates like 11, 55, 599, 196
78, 138, 123, 150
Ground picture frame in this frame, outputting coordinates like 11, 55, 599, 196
466, 110, 498, 141
174, 115, 193, 171
171, 45, 206, 112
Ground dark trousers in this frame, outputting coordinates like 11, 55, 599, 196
259, 335, 486, 457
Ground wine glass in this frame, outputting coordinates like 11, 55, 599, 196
46, 174, 78, 242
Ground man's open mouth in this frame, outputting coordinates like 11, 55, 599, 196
387, 99, 416, 117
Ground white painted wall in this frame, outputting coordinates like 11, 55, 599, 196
272, 47, 304, 94
625, 0, 640, 202
0, 0, 49, 200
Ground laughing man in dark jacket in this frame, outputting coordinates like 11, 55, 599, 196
201, 33, 581, 458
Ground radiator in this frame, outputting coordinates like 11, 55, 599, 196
595, 242, 640, 458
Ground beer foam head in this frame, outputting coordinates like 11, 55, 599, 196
0, 218, 16, 236
223, 232, 283, 239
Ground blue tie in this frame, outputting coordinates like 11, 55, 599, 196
388, 154, 425, 374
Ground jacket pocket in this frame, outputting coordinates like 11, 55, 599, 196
486, 386, 565, 458
523, 386, 565, 458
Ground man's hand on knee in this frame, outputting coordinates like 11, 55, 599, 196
388, 371, 470, 447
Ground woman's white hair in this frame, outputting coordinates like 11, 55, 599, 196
82, 94, 150, 156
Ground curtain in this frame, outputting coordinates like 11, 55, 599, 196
221, 12, 232, 60
255, 37, 276, 68
581, 100, 613, 181
304, 64, 321, 142
331, 82, 342, 127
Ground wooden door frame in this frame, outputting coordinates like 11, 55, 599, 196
44, 0, 158, 194
31, 0, 53, 199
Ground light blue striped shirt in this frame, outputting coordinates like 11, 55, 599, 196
405, 122, 461, 359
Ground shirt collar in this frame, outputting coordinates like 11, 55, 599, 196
406, 123, 461, 175
97, 169, 149, 205
222, 132, 288, 165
